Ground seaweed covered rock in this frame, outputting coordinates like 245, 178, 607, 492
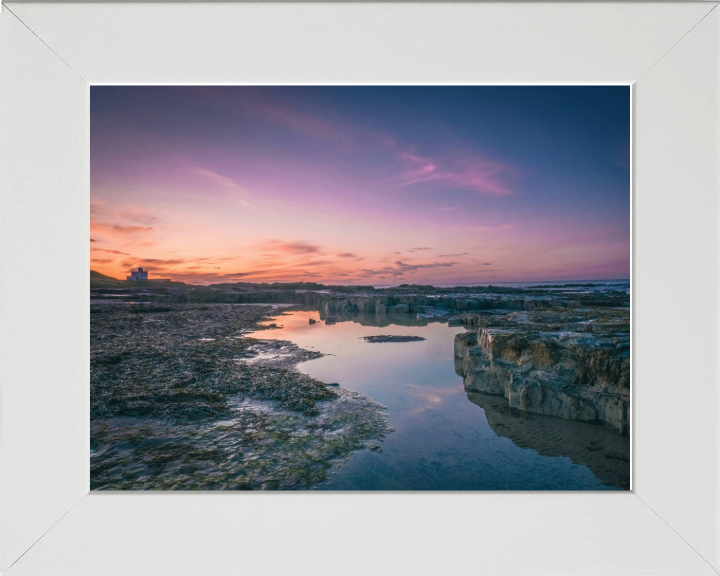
362, 335, 425, 343
91, 303, 392, 490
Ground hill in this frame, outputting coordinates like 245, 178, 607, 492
91, 270, 128, 288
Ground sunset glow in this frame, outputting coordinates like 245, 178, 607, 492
91, 86, 630, 285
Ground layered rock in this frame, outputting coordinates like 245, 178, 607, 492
320, 294, 570, 318
94, 281, 629, 311
454, 308, 630, 435
316, 288, 628, 317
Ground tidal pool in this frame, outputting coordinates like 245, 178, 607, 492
248, 309, 628, 490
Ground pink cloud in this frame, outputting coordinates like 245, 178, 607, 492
91, 196, 160, 224
390, 146, 515, 196
91, 222, 153, 235
181, 166, 250, 203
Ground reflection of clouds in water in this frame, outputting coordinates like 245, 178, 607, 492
404, 383, 463, 415
244, 308, 619, 490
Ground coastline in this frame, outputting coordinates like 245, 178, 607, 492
90, 303, 391, 490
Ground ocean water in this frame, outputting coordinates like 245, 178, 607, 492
247, 310, 629, 490
372, 280, 631, 294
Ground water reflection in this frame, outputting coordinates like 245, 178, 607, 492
248, 309, 628, 490
464, 391, 629, 489
292, 304, 451, 328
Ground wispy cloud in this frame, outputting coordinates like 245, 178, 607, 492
91, 222, 154, 235
135, 258, 188, 266
263, 239, 322, 255
115, 207, 157, 226
390, 146, 515, 196
190, 167, 244, 192
394, 260, 456, 273
250, 98, 345, 143
186, 166, 250, 203
355, 260, 458, 278
91, 196, 160, 226
301, 260, 333, 267
91, 248, 131, 255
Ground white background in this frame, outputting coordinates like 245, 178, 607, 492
0, 3, 718, 575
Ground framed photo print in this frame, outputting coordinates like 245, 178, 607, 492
1, 2, 718, 575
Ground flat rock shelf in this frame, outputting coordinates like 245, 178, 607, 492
362, 335, 426, 343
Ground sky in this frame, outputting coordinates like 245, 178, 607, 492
91, 86, 630, 286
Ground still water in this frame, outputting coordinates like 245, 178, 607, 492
248, 309, 627, 490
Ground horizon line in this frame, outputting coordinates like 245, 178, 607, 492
92, 269, 629, 287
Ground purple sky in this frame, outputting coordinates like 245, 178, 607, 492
91, 86, 630, 285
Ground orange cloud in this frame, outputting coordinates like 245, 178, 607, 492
92, 248, 131, 255
263, 239, 322, 255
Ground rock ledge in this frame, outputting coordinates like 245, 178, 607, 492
454, 308, 630, 435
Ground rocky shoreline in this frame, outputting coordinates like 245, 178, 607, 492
91, 278, 630, 441
305, 290, 630, 436
90, 303, 392, 490
454, 307, 630, 435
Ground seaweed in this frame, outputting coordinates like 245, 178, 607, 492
91, 303, 392, 490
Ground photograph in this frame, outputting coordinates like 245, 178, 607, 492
90, 85, 630, 491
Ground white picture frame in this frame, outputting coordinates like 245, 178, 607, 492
1, 2, 718, 574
